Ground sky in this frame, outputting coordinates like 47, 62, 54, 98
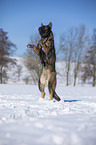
0, 0, 96, 56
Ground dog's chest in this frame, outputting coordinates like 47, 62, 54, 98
42, 40, 50, 54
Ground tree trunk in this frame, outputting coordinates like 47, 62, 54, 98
93, 76, 95, 87
66, 71, 69, 86
93, 65, 95, 87
66, 58, 71, 86
0, 67, 3, 84
74, 68, 78, 86
74, 73, 77, 86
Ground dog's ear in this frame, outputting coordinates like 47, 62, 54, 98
41, 23, 43, 27
49, 22, 52, 29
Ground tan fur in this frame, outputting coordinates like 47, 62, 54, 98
41, 92, 45, 99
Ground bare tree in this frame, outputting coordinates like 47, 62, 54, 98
59, 25, 90, 86
24, 33, 42, 84
0, 29, 16, 84
73, 25, 90, 86
59, 27, 76, 86
82, 29, 96, 87
16, 65, 22, 81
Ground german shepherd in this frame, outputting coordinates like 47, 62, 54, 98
27, 22, 61, 101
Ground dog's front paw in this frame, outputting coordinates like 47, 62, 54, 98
27, 44, 31, 48
27, 44, 35, 48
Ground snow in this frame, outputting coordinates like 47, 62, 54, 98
0, 84, 96, 145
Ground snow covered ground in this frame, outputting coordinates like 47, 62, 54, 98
0, 84, 96, 145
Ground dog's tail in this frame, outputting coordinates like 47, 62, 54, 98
53, 91, 61, 101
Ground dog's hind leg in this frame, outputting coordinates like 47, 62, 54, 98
38, 69, 47, 99
48, 71, 56, 101
38, 80, 45, 99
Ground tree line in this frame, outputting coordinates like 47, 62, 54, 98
0, 25, 96, 86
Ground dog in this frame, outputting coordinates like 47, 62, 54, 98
27, 22, 61, 101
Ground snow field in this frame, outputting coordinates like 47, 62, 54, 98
0, 84, 96, 145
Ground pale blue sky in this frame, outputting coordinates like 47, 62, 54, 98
0, 0, 96, 56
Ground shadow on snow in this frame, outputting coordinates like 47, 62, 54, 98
64, 100, 81, 103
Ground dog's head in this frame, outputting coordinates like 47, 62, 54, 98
38, 22, 52, 38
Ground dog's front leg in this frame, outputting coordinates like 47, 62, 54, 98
27, 43, 42, 55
